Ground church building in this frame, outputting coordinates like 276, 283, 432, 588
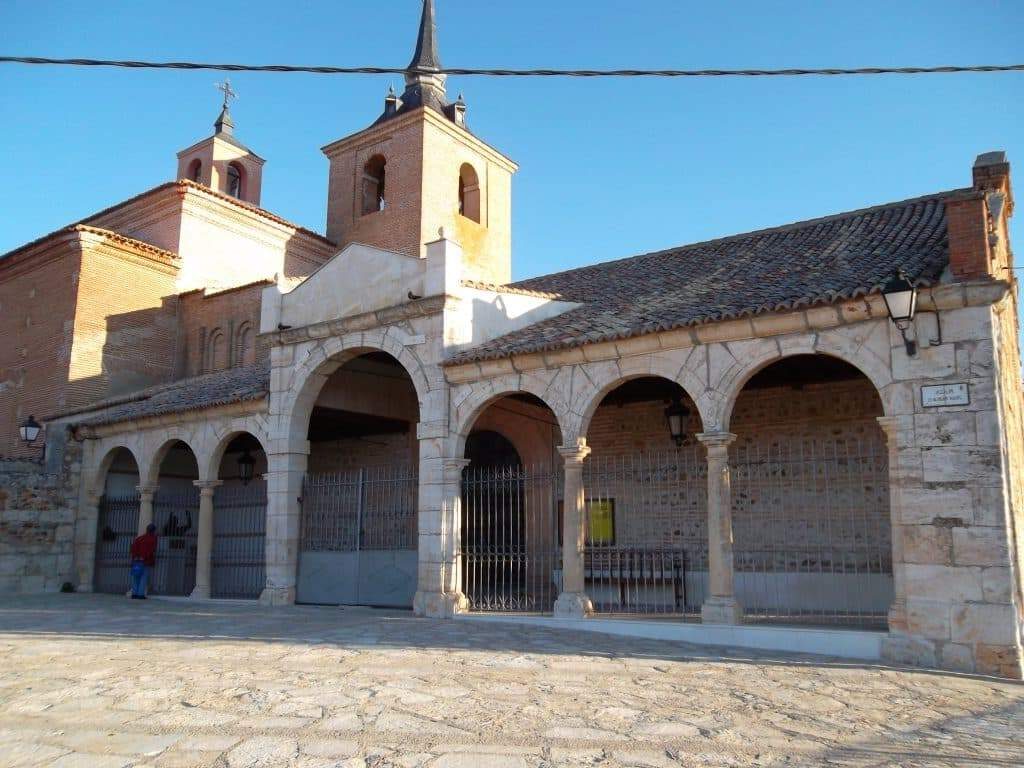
1, 1, 1022, 679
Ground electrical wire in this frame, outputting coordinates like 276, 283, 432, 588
1, 56, 1023, 78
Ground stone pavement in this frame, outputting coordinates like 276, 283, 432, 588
0, 595, 1021, 767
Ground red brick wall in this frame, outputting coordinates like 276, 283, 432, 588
0, 239, 80, 458
66, 243, 179, 407
176, 282, 269, 377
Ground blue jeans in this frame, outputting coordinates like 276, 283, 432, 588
130, 562, 150, 597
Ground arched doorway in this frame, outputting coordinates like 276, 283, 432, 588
297, 351, 420, 607
728, 354, 892, 627
460, 393, 562, 612
583, 377, 706, 617
151, 440, 200, 596
211, 433, 267, 599
93, 447, 141, 594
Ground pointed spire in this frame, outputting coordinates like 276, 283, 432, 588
408, 0, 441, 73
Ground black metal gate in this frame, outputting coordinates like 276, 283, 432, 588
211, 481, 267, 599
151, 488, 199, 596
298, 466, 419, 606
461, 464, 560, 613
93, 492, 140, 594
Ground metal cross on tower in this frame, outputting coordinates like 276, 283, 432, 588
215, 79, 237, 109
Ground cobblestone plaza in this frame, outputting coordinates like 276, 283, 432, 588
1, 595, 1021, 767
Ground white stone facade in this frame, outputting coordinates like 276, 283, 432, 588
65, 232, 1024, 678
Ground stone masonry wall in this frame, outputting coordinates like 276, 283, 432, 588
0, 432, 82, 593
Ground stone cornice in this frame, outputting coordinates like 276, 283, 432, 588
443, 279, 1013, 385
267, 294, 448, 346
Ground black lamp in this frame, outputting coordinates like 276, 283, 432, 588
237, 449, 256, 486
664, 395, 690, 448
18, 415, 42, 445
881, 269, 919, 356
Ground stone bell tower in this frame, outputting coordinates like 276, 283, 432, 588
176, 81, 265, 206
322, 0, 517, 285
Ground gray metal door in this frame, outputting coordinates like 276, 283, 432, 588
150, 489, 199, 596
212, 481, 267, 599
297, 466, 418, 607
93, 492, 140, 594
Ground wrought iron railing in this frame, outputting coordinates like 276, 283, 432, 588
730, 437, 892, 627
212, 480, 267, 599
93, 492, 140, 594
461, 463, 560, 613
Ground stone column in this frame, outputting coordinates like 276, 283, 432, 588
191, 480, 223, 600
259, 450, 307, 606
553, 438, 593, 618
876, 415, 912, 633
74, 488, 103, 592
136, 484, 158, 535
697, 432, 743, 624
413, 449, 471, 618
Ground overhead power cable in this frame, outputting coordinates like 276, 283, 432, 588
1, 56, 1023, 78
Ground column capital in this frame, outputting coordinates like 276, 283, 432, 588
697, 432, 737, 454
136, 484, 158, 497
194, 479, 224, 494
876, 415, 913, 445
442, 458, 471, 474
558, 438, 592, 465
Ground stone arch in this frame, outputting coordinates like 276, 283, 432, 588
279, 332, 432, 455
451, 375, 572, 459
143, 433, 202, 487
714, 335, 894, 432
203, 424, 271, 483
570, 356, 709, 443
90, 443, 143, 498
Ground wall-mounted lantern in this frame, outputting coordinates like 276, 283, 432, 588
881, 269, 919, 356
18, 415, 42, 445
237, 449, 256, 486
664, 395, 690, 448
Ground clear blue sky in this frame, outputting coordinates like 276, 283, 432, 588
1, 0, 1021, 284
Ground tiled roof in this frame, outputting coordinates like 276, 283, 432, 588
69, 364, 269, 428
445, 190, 963, 366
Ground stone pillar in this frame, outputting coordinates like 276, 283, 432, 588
553, 438, 593, 618
697, 432, 742, 624
191, 480, 223, 600
74, 488, 103, 592
413, 449, 471, 618
876, 416, 912, 633
259, 450, 307, 606
136, 484, 158, 535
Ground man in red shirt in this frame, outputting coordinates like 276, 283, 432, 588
129, 523, 158, 599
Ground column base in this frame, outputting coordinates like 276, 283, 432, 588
75, 583, 94, 594
190, 585, 211, 600
701, 596, 743, 625
553, 592, 593, 618
413, 590, 469, 618
887, 599, 909, 633
258, 585, 296, 606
